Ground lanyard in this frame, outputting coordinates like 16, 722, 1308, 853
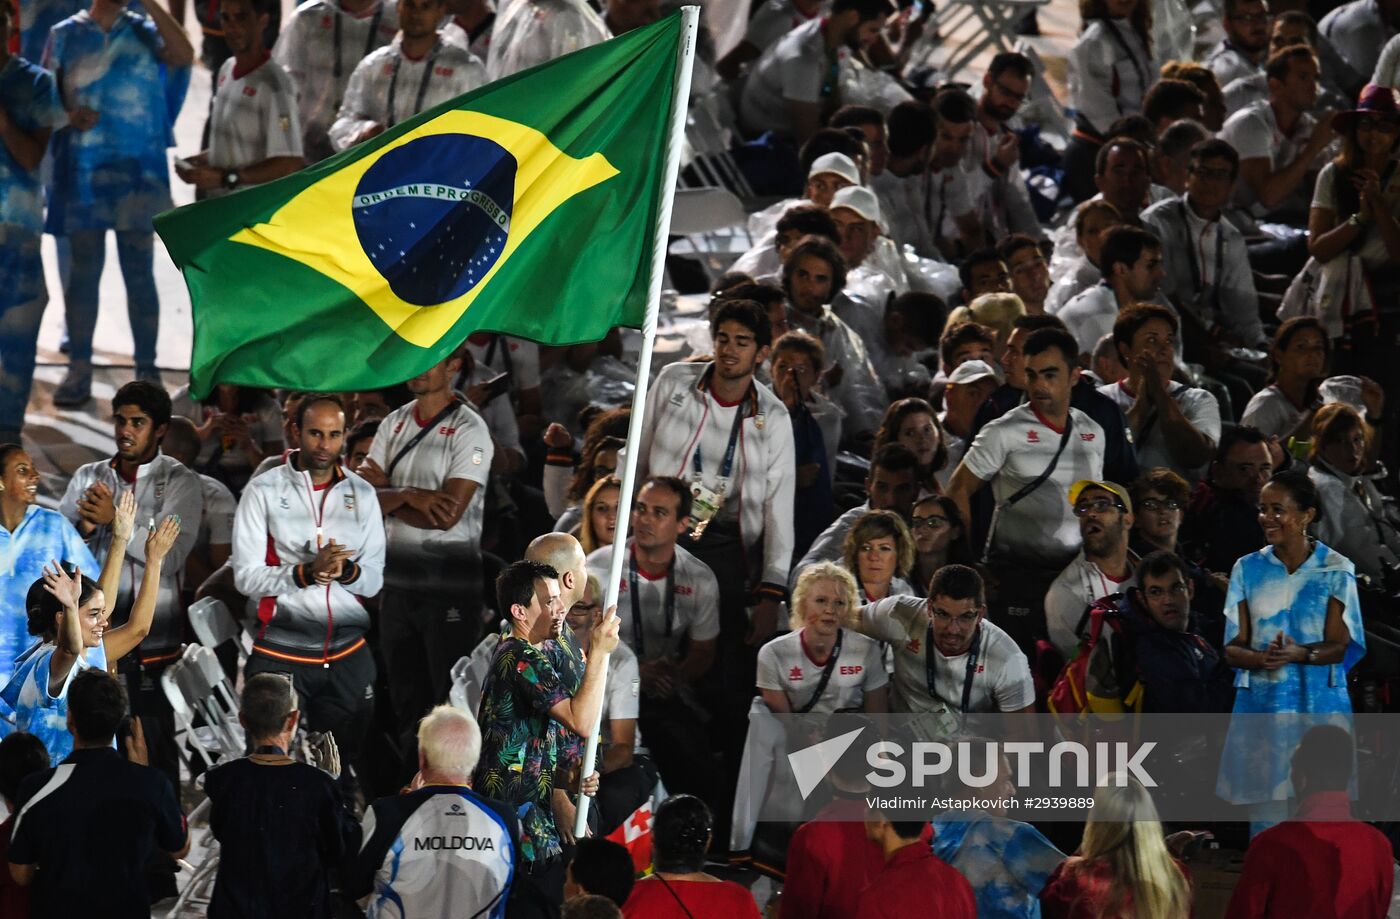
795, 628, 844, 714
332, 3, 384, 82
926, 623, 982, 713
1103, 20, 1149, 103
1178, 200, 1225, 320
627, 551, 675, 658
386, 40, 440, 127
691, 396, 746, 485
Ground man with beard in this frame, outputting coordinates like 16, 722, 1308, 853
1206, 0, 1274, 91
61, 381, 204, 785
586, 476, 718, 802
1122, 550, 1234, 713
359, 349, 493, 767
962, 51, 1044, 242
1180, 424, 1273, 574
737, 0, 891, 141
174, 0, 302, 198
233, 393, 386, 794
328, 0, 486, 151
780, 236, 887, 439
1043, 480, 1137, 661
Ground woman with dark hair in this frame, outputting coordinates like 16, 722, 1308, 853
544, 407, 629, 532
1067, 0, 1156, 142
841, 510, 916, 603
872, 399, 948, 497
621, 795, 760, 918
0, 510, 180, 765
1308, 404, 1400, 586
1239, 317, 1331, 441
1217, 469, 1366, 835
909, 495, 973, 593
0, 444, 101, 679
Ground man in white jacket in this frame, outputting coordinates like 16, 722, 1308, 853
233, 393, 386, 791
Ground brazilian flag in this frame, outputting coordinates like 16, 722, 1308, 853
156, 12, 689, 398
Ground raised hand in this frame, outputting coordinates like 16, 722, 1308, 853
41, 561, 82, 610
145, 515, 182, 563
111, 490, 138, 544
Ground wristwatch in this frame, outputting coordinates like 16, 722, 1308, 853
1347, 213, 1365, 229
1306, 647, 1320, 664
222, 170, 242, 191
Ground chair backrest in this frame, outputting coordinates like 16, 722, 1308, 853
188, 597, 241, 650
670, 187, 748, 237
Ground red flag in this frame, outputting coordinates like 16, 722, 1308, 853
605, 796, 655, 874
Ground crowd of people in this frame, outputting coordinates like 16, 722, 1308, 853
3, 0, 1400, 913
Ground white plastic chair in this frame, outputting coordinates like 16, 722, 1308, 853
667, 187, 753, 283
187, 596, 252, 671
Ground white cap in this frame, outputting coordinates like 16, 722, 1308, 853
808, 152, 861, 186
946, 358, 1000, 386
829, 185, 882, 228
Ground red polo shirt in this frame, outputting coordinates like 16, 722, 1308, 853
1225, 792, 1394, 919
854, 841, 976, 919
781, 796, 932, 919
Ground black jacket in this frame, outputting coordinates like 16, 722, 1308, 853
1121, 589, 1235, 714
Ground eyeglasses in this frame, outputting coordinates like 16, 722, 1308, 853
929, 606, 982, 627
1140, 498, 1182, 512
1073, 498, 1126, 516
1143, 582, 1189, 599
911, 516, 950, 530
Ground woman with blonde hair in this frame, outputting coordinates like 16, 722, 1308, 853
1040, 775, 1192, 918
945, 293, 1027, 363
577, 476, 621, 555
842, 509, 916, 603
755, 561, 888, 714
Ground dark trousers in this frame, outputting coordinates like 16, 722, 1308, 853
985, 561, 1062, 661
121, 660, 178, 789
245, 644, 375, 801
379, 582, 482, 765
638, 696, 715, 804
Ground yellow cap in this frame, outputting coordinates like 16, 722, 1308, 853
1067, 480, 1133, 515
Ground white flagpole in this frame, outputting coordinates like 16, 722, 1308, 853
574, 5, 699, 838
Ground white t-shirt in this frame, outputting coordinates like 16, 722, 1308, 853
464, 334, 542, 392
198, 473, 237, 550
1057, 284, 1119, 357
1219, 99, 1319, 216
1043, 550, 1135, 661
367, 400, 493, 572
1239, 385, 1305, 441
857, 596, 1034, 715
1311, 160, 1400, 270
272, 0, 400, 161
738, 18, 833, 136
586, 542, 721, 663
208, 56, 303, 180
329, 36, 487, 151
1098, 379, 1221, 481
743, 0, 816, 54
961, 403, 1106, 568
755, 627, 887, 714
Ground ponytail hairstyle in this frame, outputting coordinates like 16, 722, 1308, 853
25, 564, 101, 639
651, 794, 713, 874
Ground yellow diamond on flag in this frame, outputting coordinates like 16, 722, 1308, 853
230, 110, 619, 348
